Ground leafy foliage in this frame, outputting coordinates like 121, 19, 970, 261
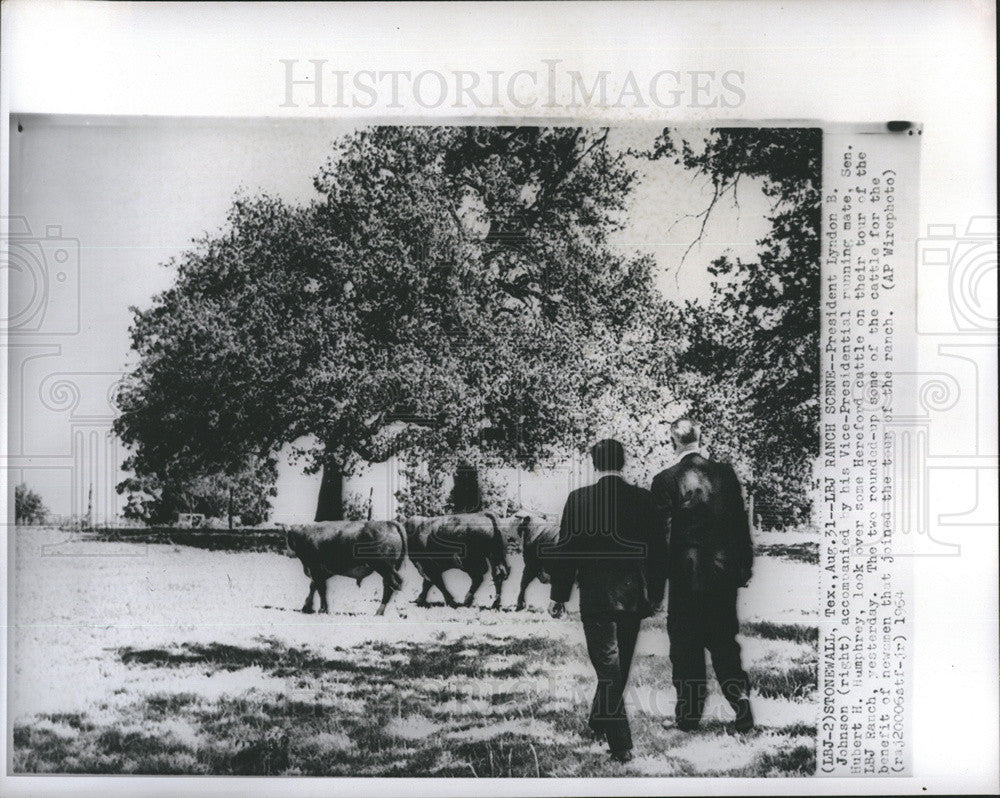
299, 126, 662, 473
14, 483, 49, 525
114, 196, 321, 480
115, 127, 672, 516
393, 454, 522, 519
116, 457, 278, 526
649, 128, 821, 512
114, 125, 819, 518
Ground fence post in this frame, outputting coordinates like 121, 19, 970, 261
747, 492, 755, 532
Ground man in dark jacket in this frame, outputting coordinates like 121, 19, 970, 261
650, 419, 754, 733
544, 438, 667, 763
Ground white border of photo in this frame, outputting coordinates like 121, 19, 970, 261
1, 1, 996, 796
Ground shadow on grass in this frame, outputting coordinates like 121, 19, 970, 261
16, 630, 816, 776
741, 621, 819, 644
14, 718, 200, 774
118, 633, 576, 681
119, 642, 355, 678
754, 542, 818, 565
747, 663, 817, 701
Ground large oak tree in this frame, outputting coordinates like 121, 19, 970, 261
115, 126, 670, 521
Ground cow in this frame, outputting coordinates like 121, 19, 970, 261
285, 520, 407, 616
513, 511, 560, 610
404, 512, 510, 609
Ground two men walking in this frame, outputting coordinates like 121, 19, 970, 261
544, 420, 755, 763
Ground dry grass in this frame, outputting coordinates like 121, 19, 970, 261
13, 630, 816, 776
11, 527, 818, 776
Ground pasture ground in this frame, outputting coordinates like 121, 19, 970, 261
9, 526, 818, 776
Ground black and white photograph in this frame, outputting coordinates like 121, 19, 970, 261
7, 118, 822, 776
2, 2, 996, 795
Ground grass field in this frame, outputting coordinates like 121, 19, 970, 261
9, 526, 818, 776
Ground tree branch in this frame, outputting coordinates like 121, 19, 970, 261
671, 173, 743, 286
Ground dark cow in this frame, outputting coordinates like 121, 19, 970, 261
404, 512, 510, 609
286, 520, 407, 616
513, 511, 560, 610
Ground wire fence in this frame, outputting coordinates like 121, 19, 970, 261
13, 497, 810, 533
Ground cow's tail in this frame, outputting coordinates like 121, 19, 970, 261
517, 514, 532, 552
388, 520, 407, 566
377, 520, 405, 591
483, 511, 510, 579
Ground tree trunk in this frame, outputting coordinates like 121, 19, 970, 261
315, 454, 345, 522
450, 463, 482, 513
228, 487, 234, 530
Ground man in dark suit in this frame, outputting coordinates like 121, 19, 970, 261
544, 438, 667, 763
650, 419, 754, 733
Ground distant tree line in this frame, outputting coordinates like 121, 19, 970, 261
14, 483, 49, 525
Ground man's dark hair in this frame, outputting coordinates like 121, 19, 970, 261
591, 438, 625, 472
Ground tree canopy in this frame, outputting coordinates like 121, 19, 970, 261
14, 483, 49, 525
648, 127, 821, 513
115, 125, 821, 522
116, 456, 278, 527
114, 126, 672, 519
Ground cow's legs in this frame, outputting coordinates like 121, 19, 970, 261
429, 569, 460, 608
317, 577, 330, 614
301, 580, 316, 613
491, 570, 506, 610
463, 569, 486, 607
374, 564, 403, 616
416, 578, 433, 607
376, 573, 397, 616
516, 564, 539, 611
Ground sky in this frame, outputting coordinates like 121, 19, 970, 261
6, 117, 774, 522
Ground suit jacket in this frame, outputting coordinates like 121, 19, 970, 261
650, 452, 753, 593
545, 475, 667, 618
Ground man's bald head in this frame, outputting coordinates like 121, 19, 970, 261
670, 418, 701, 449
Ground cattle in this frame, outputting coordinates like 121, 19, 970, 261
286, 520, 407, 616
404, 512, 510, 609
513, 511, 560, 610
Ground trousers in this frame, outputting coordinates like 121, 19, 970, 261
667, 585, 750, 726
581, 612, 642, 753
